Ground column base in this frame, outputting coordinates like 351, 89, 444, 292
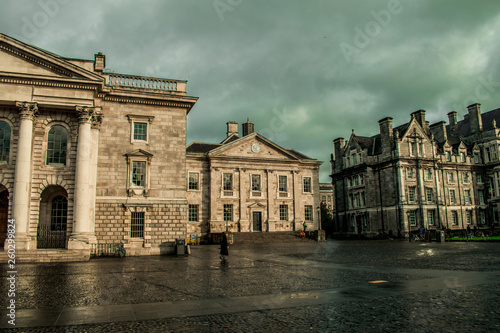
67, 233, 97, 250
12, 233, 34, 251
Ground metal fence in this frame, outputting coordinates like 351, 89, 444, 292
90, 243, 121, 257
37, 225, 66, 249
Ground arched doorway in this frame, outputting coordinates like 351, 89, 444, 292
0, 187, 8, 248
37, 186, 68, 249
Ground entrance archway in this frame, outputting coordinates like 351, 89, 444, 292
0, 187, 8, 248
37, 186, 68, 249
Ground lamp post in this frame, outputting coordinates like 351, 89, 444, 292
407, 211, 411, 242
317, 206, 322, 231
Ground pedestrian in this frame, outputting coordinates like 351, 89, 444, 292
220, 232, 229, 261
473, 225, 478, 236
467, 225, 471, 236
303, 222, 307, 232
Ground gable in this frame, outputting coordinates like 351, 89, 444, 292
401, 120, 431, 142
0, 49, 74, 78
209, 135, 299, 161
0, 35, 103, 82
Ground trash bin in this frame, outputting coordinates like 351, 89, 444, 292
176, 239, 186, 255
436, 230, 445, 243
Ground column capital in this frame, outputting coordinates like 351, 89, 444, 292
16, 101, 39, 120
76, 106, 94, 124
91, 111, 104, 129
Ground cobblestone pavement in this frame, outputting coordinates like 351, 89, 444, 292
1, 240, 500, 332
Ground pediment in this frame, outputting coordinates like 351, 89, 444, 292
248, 202, 266, 208
0, 34, 103, 82
208, 133, 300, 161
401, 120, 430, 142
124, 149, 154, 158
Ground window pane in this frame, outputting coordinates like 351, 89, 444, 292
131, 212, 144, 238
305, 205, 312, 221
303, 177, 311, 193
252, 175, 261, 191
280, 205, 288, 221
46, 126, 67, 165
188, 204, 199, 222
133, 122, 147, 141
132, 161, 146, 187
279, 176, 288, 192
223, 174, 233, 191
50, 196, 67, 231
188, 173, 199, 190
223, 204, 232, 221
0, 122, 11, 163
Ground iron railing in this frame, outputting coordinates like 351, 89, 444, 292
37, 225, 66, 249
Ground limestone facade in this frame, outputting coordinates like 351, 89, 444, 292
0, 34, 197, 255
186, 121, 322, 239
331, 105, 500, 238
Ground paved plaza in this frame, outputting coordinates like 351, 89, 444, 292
1, 240, 500, 332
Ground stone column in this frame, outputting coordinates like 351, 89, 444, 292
12, 102, 38, 250
88, 111, 103, 236
68, 106, 97, 249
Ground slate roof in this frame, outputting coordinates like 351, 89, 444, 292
453, 107, 500, 137
186, 142, 222, 154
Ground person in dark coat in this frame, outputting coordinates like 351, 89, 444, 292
220, 232, 229, 260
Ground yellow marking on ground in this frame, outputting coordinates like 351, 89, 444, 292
368, 280, 389, 284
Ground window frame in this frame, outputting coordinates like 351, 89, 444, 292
449, 189, 456, 204
188, 204, 199, 222
223, 204, 233, 222
46, 124, 69, 166
130, 212, 145, 238
278, 175, 289, 197
188, 172, 200, 191
304, 205, 313, 221
125, 150, 153, 197
425, 187, 433, 202
0, 121, 12, 164
409, 210, 417, 226
427, 209, 435, 226
303, 176, 312, 193
279, 204, 289, 221
127, 114, 154, 144
408, 186, 416, 202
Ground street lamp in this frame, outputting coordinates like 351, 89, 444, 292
407, 211, 411, 242
317, 206, 322, 231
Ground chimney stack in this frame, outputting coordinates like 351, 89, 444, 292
242, 119, 254, 136
94, 52, 106, 72
226, 121, 238, 137
333, 138, 345, 169
448, 111, 458, 137
467, 103, 483, 134
378, 117, 393, 152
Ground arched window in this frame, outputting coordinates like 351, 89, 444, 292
50, 195, 67, 231
46, 126, 68, 165
0, 122, 11, 163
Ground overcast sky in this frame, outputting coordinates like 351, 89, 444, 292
2, 0, 500, 182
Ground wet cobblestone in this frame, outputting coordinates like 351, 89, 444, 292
1, 240, 500, 332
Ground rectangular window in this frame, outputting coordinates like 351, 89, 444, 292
132, 161, 146, 187
278, 175, 288, 195
188, 204, 199, 222
464, 189, 471, 204
479, 190, 485, 204
188, 172, 199, 190
427, 210, 435, 226
410, 141, 416, 156
279, 205, 288, 221
460, 152, 466, 162
447, 172, 454, 183
477, 174, 482, 183
252, 174, 261, 191
354, 193, 360, 207
408, 186, 416, 202
361, 192, 366, 206
360, 174, 364, 185
451, 211, 458, 225
349, 194, 354, 209
450, 189, 456, 204
425, 188, 433, 202
486, 147, 491, 162
303, 177, 312, 193
480, 210, 486, 224
223, 173, 233, 191
424, 169, 432, 180
446, 151, 451, 162
352, 154, 357, 165
409, 210, 417, 226
322, 196, 326, 202
133, 122, 147, 141
130, 212, 144, 238
474, 152, 479, 163
466, 211, 472, 224
358, 153, 363, 164
223, 204, 233, 222
463, 172, 470, 183
407, 168, 415, 179
305, 205, 313, 221
354, 175, 359, 186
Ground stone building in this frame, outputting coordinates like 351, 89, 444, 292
331, 104, 499, 238
320, 183, 334, 214
186, 120, 322, 240
0, 34, 197, 257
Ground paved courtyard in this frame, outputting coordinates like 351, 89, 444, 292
1, 240, 500, 332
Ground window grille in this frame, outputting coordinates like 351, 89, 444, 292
133, 122, 147, 141
279, 205, 288, 221
188, 204, 199, 222
131, 212, 144, 238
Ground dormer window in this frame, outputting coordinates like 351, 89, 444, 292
446, 151, 451, 162
460, 152, 466, 162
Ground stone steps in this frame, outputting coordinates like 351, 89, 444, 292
0, 249, 90, 263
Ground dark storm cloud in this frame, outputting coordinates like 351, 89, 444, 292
1, 0, 500, 181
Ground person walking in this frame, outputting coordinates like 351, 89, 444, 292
220, 232, 229, 261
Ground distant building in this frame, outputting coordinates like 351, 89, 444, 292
186, 120, 322, 239
319, 183, 334, 214
0, 34, 197, 257
331, 104, 499, 238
